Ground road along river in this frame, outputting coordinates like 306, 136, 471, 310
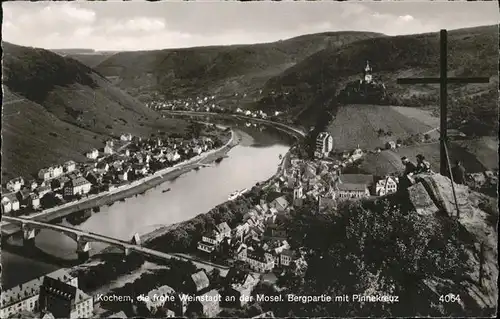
2, 121, 294, 288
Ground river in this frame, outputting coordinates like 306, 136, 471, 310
2, 122, 292, 289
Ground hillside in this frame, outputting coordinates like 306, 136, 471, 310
359, 139, 497, 177
94, 31, 384, 102
1, 42, 187, 180
325, 104, 437, 151
64, 53, 116, 68
260, 25, 498, 134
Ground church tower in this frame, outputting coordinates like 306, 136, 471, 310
293, 177, 303, 200
363, 60, 373, 84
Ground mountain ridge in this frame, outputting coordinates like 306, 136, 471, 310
258, 24, 498, 132
94, 31, 385, 101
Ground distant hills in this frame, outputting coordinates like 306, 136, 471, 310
63, 52, 117, 69
93, 31, 384, 102
49, 49, 119, 68
50, 48, 97, 55
2, 42, 187, 180
90, 25, 498, 137
260, 25, 498, 130
3, 25, 497, 179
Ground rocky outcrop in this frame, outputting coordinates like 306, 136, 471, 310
406, 173, 498, 314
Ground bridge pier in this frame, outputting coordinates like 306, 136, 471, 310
22, 224, 39, 247
124, 247, 131, 256
76, 236, 92, 262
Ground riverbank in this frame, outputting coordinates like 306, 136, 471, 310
2, 122, 293, 290
96, 125, 291, 248
164, 110, 306, 139
139, 133, 292, 246
9, 129, 237, 225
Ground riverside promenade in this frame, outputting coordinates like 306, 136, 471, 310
1, 130, 237, 233
164, 110, 306, 139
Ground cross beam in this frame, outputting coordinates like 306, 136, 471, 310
397, 29, 490, 175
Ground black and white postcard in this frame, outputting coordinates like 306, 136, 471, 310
1, 0, 498, 318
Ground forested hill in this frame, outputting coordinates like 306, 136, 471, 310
93, 31, 384, 101
259, 25, 498, 134
2, 41, 187, 180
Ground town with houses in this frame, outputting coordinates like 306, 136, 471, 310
146, 93, 283, 121
1, 132, 225, 218
194, 131, 400, 276
2, 72, 499, 319
3, 89, 498, 319
0, 122, 414, 319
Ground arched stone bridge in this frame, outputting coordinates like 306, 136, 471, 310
2, 216, 174, 262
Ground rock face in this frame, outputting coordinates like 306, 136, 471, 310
407, 181, 439, 216
407, 173, 498, 314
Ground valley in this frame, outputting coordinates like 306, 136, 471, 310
1, 6, 498, 318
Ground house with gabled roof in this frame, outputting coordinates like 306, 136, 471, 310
246, 248, 274, 272
27, 179, 38, 191
201, 229, 223, 245
63, 161, 77, 173
85, 149, 99, 160
184, 270, 210, 294
16, 189, 32, 206
1, 195, 18, 214
186, 289, 221, 318
332, 174, 374, 200
143, 285, 175, 315
96, 161, 109, 173
6, 177, 24, 192
270, 196, 289, 212
279, 249, 300, 267
85, 171, 102, 186
120, 133, 132, 141
63, 177, 91, 198
375, 176, 399, 196
232, 224, 249, 242
52, 165, 64, 178
222, 268, 259, 307
0, 269, 79, 319
30, 193, 41, 210
215, 222, 231, 239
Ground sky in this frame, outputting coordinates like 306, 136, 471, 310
2, 0, 499, 51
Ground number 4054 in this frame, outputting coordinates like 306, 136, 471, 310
439, 294, 461, 303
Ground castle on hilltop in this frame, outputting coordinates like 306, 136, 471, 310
362, 60, 373, 84
337, 60, 389, 105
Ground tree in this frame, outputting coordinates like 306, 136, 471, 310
282, 197, 473, 317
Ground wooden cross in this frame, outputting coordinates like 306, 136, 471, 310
397, 29, 490, 175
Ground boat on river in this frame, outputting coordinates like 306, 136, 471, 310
228, 191, 239, 201
215, 157, 224, 163
228, 188, 249, 201
162, 188, 171, 193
